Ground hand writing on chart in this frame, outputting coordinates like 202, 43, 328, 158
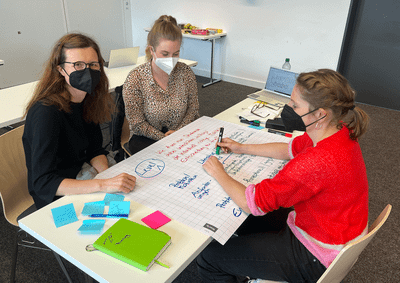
165, 130, 176, 137
203, 156, 226, 179
216, 138, 242, 154
100, 173, 136, 194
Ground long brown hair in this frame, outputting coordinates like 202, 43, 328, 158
24, 33, 114, 124
296, 69, 369, 140
145, 15, 182, 61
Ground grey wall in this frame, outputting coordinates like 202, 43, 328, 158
339, 0, 400, 110
0, 0, 132, 89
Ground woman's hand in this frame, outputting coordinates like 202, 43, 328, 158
216, 138, 243, 154
100, 173, 136, 194
203, 156, 227, 179
165, 130, 176, 137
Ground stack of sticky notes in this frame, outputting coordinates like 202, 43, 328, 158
107, 201, 130, 217
142, 210, 171, 229
81, 201, 105, 216
78, 219, 106, 235
103, 193, 125, 205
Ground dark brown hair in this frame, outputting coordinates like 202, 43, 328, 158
24, 33, 114, 124
296, 69, 369, 140
145, 15, 182, 61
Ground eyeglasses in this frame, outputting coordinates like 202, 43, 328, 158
250, 101, 282, 118
251, 102, 271, 118
61, 61, 101, 71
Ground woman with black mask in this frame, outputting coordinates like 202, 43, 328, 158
23, 33, 136, 210
197, 69, 370, 283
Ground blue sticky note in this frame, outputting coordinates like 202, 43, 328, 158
103, 193, 125, 205
81, 201, 105, 216
108, 201, 130, 217
78, 219, 106, 235
51, 203, 79, 228
248, 125, 264, 130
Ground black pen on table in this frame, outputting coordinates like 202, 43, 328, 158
216, 127, 224, 155
239, 116, 261, 127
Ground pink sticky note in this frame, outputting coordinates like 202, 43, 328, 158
141, 210, 171, 229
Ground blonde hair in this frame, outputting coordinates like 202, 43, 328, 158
24, 33, 114, 124
145, 15, 182, 61
296, 69, 369, 140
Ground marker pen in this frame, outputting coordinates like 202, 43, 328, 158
216, 127, 224, 155
89, 214, 129, 218
268, 129, 292, 138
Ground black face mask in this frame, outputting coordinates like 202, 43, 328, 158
281, 104, 325, 132
68, 68, 101, 94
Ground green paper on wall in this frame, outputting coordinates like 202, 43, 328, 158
92, 218, 171, 271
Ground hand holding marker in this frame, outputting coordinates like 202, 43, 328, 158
216, 127, 224, 155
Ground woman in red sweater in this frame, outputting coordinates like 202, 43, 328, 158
197, 69, 370, 283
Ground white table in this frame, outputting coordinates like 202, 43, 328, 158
214, 97, 303, 138
0, 57, 197, 128
19, 193, 212, 283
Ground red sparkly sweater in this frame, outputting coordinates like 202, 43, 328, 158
254, 126, 369, 245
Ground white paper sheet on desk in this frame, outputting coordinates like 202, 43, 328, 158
96, 116, 289, 244
237, 104, 281, 124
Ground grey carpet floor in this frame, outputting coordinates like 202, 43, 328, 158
0, 76, 398, 282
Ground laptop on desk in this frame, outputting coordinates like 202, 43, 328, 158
107, 47, 140, 68
248, 66, 298, 106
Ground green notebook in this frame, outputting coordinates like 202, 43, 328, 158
92, 218, 171, 271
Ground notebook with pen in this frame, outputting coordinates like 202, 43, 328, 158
90, 218, 171, 271
247, 66, 298, 105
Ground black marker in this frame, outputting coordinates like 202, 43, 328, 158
239, 116, 260, 126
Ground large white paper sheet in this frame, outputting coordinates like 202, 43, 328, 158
97, 116, 289, 244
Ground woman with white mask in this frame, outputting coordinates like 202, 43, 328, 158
123, 15, 200, 154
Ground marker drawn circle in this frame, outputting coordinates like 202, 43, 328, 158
135, 159, 165, 178
233, 207, 242, 217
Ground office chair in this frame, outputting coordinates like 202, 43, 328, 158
254, 204, 392, 283
109, 85, 131, 162
0, 125, 73, 283
120, 116, 132, 157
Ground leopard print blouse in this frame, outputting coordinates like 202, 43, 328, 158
122, 61, 200, 141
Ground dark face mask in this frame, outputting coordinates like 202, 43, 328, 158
281, 104, 325, 132
68, 68, 101, 94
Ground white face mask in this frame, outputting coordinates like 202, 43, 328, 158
153, 49, 179, 75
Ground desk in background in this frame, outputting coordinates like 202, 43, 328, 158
0, 57, 197, 128
182, 32, 227, 88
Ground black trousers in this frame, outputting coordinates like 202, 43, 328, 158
196, 208, 326, 283
128, 127, 168, 155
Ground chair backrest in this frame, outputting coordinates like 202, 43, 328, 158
0, 125, 34, 227
109, 85, 126, 152
317, 204, 392, 283
121, 116, 131, 156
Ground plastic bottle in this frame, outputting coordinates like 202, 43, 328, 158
282, 58, 291, 70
